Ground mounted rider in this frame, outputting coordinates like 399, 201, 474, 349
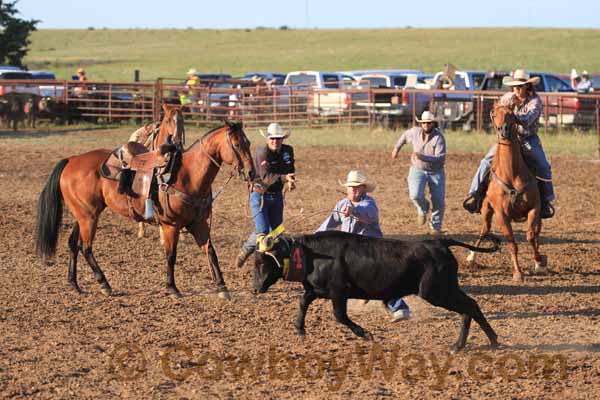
463, 69, 555, 219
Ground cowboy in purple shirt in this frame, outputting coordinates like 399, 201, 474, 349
392, 111, 447, 234
317, 170, 410, 321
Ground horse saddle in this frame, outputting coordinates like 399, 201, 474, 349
101, 142, 178, 222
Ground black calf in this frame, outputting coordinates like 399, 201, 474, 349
254, 231, 500, 353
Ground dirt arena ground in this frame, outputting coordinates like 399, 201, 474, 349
1, 127, 599, 399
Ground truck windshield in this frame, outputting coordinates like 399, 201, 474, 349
289, 74, 317, 85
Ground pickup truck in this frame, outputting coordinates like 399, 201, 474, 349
478, 71, 577, 129
284, 71, 359, 117
430, 70, 486, 131
353, 72, 432, 129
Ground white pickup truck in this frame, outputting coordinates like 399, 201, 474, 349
284, 71, 360, 116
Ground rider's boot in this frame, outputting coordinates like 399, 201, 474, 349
118, 168, 133, 195
463, 173, 490, 214
538, 182, 555, 219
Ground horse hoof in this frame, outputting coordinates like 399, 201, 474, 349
71, 284, 83, 294
218, 288, 232, 300
533, 265, 548, 275
167, 287, 183, 298
450, 345, 461, 355
101, 286, 113, 296
512, 273, 524, 282
362, 331, 373, 341
538, 254, 548, 268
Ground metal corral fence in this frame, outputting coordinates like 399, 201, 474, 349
2, 78, 599, 138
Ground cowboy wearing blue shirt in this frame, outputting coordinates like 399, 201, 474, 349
317, 170, 410, 321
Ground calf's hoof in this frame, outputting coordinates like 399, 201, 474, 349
217, 287, 232, 300
360, 330, 373, 341
296, 328, 306, 339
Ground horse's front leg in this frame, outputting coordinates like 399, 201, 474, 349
527, 209, 547, 274
467, 199, 494, 265
137, 222, 145, 239
188, 218, 231, 300
161, 223, 182, 298
496, 213, 523, 282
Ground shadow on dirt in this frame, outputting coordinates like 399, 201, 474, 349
387, 233, 600, 246
0, 126, 120, 139
464, 284, 600, 296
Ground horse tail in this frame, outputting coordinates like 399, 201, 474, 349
35, 158, 69, 260
441, 235, 500, 253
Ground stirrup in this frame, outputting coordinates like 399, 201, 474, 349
463, 195, 482, 214
541, 203, 555, 219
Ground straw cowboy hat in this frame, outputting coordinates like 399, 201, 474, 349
77, 68, 85, 74
415, 110, 438, 123
251, 75, 264, 83
259, 122, 291, 139
186, 68, 198, 76
581, 70, 590, 77
503, 69, 541, 86
339, 170, 376, 193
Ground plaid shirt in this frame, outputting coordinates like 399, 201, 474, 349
393, 127, 446, 171
499, 92, 543, 137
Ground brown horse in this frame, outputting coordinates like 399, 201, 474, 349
466, 104, 546, 281
35, 121, 256, 298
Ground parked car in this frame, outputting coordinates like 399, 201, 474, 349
0, 69, 34, 96
354, 72, 432, 129
284, 71, 360, 117
28, 70, 66, 98
430, 69, 486, 130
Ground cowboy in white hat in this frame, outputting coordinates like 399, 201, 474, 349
235, 122, 296, 268
392, 110, 447, 235
464, 68, 555, 219
572, 69, 592, 94
316, 170, 410, 321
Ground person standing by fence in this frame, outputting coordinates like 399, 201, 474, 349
392, 111, 447, 235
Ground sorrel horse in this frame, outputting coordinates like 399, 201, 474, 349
466, 104, 546, 281
135, 105, 185, 240
35, 121, 256, 298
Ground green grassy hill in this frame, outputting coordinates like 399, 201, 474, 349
25, 28, 600, 82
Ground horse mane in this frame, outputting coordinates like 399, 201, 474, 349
184, 122, 242, 153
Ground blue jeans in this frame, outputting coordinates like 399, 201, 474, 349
408, 166, 446, 231
468, 135, 554, 202
387, 298, 409, 313
243, 191, 284, 252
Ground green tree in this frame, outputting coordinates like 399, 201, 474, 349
0, 0, 38, 67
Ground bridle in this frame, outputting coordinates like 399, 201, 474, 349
199, 124, 253, 183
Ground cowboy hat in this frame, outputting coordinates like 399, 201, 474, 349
415, 110, 437, 123
259, 122, 291, 139
503, 69, 541, 86
582, 70, 590, 77
251, 75, 264, 83
77, 68, 85, 74
186, 68, 198, 76
339, 170, 376, 193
